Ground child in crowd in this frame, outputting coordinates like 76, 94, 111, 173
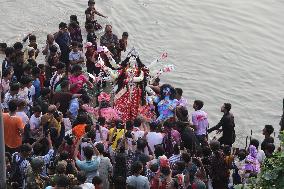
69, 41, 84, 66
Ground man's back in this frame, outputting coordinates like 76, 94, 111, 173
146, 132, 163, 153
126, 175, 150, 189
4, 113, 24, 148
192, 110, 208, 135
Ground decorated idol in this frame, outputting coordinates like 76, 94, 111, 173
148, 84, 178, 123
104, 51, 146, 121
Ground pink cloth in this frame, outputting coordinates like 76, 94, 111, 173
69, 74, 88, 93
82, 105, 120, 123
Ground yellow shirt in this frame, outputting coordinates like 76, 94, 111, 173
109, 128, 125, 150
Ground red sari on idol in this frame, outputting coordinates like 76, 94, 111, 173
114, 67, 144, 122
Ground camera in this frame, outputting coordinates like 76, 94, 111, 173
64, 134, 74, 145
82, 138, 91, 143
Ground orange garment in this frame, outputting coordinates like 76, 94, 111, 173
72, 124, 87, 140
3, 113, 25, 148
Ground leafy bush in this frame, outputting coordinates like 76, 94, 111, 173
235, 131, 284, 189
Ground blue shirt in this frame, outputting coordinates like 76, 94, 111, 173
33, 78, 41, 98
69, 98, 79, 119
76, 156, 100, 183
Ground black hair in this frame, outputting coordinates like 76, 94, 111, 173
86, 23, 94, 30
194, 100, 204, 110
71, 64, 82, 73
77, 171, 87, 184
10, 82, 20, 91
224, 103, 231, 112
0, 43, 7, 50
175, 88, 183, 96
32, 105, 42, 113
55, 175, 70, 187
122, 32, 129, 37
125, 120, 133, 131
136, 138, 147, 151
133, 118, 142, 128
5, 47, 14, 57
2, 68, 12, 77
97, 117, 106, 125
175, 161, 186, 173
29, 35, 36, 42
181, 152, 191, 163
20, 143, 32, 153
92, 176, 103, 185
160, 166, 171, 176
33, 143, 43, 156
23, 64, 32, 72
49, 45, 58, 53
154, 145, 165, 158
163, 120, 173, 128
83, 146, 94, 160
60, 80, 69, 89
80, 94, 91, 104
160, 84, 176, 100
131, 161, 143, 175
41, 87, 51, 97
76, 113, 88, 124
32, 67, 41, 77
237, 149, 247, 161
95, 143, 104, 154
56, 62, 66, 70
223, 145, 231, 156
70, 15, 79, 25
265, 125, 274, 135
115, 119, 124, 129
173, 144, 180, 155
250, 139, 260, 149
13, 42, 23, 50
86, 129, 96, 141
71, 41, 78, 47
210, 140, 220, 152
8, 100, 18, 112
202, 146, 212, 157
149, 122, 157, 131
59, 22, 68, 29
88, 0, 96, 5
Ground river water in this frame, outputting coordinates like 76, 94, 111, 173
1, 0, 284, 146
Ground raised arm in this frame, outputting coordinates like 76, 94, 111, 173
94, 9, 107, 18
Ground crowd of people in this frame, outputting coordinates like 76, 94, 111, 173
1, 0, 282, 189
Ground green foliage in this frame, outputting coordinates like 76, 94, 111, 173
257, 131, 284, 189
235, 131, 284, 189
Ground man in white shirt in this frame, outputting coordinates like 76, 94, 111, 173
146, 122, 164, 153
192, 100, 209, 145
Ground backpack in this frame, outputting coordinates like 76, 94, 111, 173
9, 153, 25, 187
